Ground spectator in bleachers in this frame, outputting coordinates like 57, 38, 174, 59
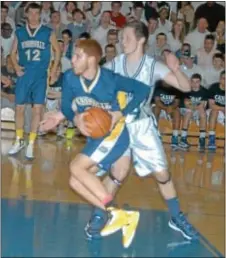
67, 9, 87, 42
106, 29, 121, 55
41, 1, 54, 25
15, 1, 31, 27
110, 1, 126, 28
215, 20, 225, 54
177, 2, 194, 34
196, 34, 220, 71
195, 1, 225, 32
1, 4, 15, 31
167, 19, 185, 53
147, 16, 160, 47
47, 11, 67, 40
126, 2, 146, 24
147, 33, 170, 60
207, 70, 225, 150
2, 1, 16, 20
157, 3, 172, 33
100, 44, 117, 66
184, 17, 210, 55
61, 29, 73, 59
180, 48, 205, 85
1, 23, 14, 59
86, 2, 102, 31
92, 11, 115, 52
61, 2, 77, 25
57, 40, 72, 73
204, 53, 225, 89
179, 73, 209, 151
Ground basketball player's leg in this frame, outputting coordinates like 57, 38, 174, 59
25, 75, 47, 159
8, 75, 30, 155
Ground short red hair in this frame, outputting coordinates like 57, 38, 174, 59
76, 39, 102, 63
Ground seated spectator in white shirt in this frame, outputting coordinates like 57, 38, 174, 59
184, 17, 210, 55
204, 53, 225, 89
147, 16, 160, 47
196, 34, 219, 71
180, 49, 206, 85
167, 19, 185, 53
2, 1, 16, 20
67, 9, 87, 41
157, 3, 172, 33
147, 32, 171, 61
86, 2, 102, 31
106, 29, 122, 55
1, 23, 14, 59
126, 2, 147, 24
1, 4, 15, 31
61, 2, 77, 25
47, 11, 67, 39
92, 11, 115, 51
41, 1, 54, 25
176, 2, 195, 34
57, 40, 72, 73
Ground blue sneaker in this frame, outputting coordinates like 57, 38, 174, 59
85, 208, 109, 240
179, 137, 190, 150
198, 137, 205, 151
208, 135, 216, 150
168, 212, 199, 241
171, 135, 179, 149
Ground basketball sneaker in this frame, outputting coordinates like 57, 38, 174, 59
198, 137, 205, 151
66, 127, 75, 140
208, 135, 216, 150
85, 208, 109, 240
25, 143, 34, 160
8, 138, 25, 155
122, 211, 140, 248
168, 212, 199, 240
101, 207, 128, 237
178, 137, 190, 150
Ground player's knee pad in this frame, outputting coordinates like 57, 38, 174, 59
109, 172, 123, 186
156, 173, 172, 185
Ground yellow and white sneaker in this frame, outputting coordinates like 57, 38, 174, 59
122, 211, 140, 249
101, 207, 128, 237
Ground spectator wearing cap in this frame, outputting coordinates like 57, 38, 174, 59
110, 1, 126, 28
67, 8, 87, 41
184, 17, 210, 55
147, 32, 170, 61
1, 23, 14, 58
196, 34, 220, 71
179, 48, 205, 85
47, 11, 67, 39
157, 3, 172, 33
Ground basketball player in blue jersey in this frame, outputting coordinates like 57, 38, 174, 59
84, 21, 199, 242
39, 39, 150, 248
8, 3, 61, 159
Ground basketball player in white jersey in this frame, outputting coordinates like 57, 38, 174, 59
83, 21, 199, 242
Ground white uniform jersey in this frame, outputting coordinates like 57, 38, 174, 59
105, 54, 170, 123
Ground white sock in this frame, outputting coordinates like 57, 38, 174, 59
173, 130, 179, 137
209, 131, 215, 136
181, 130, 187, 138
200, 131, 206, 138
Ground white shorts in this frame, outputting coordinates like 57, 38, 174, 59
96, 115, 168, 178
125, 115, 168, 177
206, 109, 225, 125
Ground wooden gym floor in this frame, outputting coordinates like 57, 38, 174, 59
1, 130, 225, 257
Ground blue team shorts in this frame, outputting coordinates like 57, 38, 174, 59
15, 69, 48, 105
81, 121, 129, 172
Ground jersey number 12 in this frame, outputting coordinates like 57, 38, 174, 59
25, 49, 40, 61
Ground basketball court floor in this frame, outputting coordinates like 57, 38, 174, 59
1, 131, 225, 257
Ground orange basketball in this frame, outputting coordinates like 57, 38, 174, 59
84, 107, 112, 139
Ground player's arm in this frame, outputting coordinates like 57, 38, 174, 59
155, 53, 191, 92
114, 73, 149, 116
10, 36, 24, 76
50, 32, 61, 74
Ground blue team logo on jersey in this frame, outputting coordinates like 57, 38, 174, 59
98, 146, 109, 153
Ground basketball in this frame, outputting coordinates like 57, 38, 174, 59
84, 107, 112, 138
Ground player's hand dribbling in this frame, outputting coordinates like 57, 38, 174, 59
15, 65, 25, 77
165, 52, 180, 73
74, 113, 92, 137
39, 111, 64, 132
108, 111, 123, 131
